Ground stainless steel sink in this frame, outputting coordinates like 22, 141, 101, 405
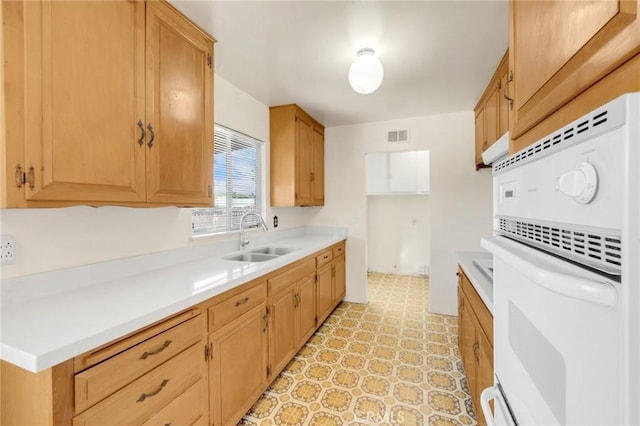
223, 253, 279, 262
249, 247, 297, 256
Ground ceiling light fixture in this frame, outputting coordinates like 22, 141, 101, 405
348, 48, 384, 95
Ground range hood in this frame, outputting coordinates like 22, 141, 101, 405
482, 132, 509, 165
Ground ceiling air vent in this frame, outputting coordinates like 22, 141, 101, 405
387, 129, 408, 143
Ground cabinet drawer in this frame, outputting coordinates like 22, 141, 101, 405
460, 270, 493, 346
209, 283, 267, 332
75, 316, 202, 413
268, 259, 315, 296
141, 378, 205, 426
315, 249, 333, 268
332, 243, 345, 258
73, 343, 203, 426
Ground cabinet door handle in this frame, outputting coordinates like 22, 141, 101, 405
136, 120, 145, 147
503, 70, 514, 110
139, 340, 172, 360
263, 312, 268, 333
235, 297, 249, 307
147, 123, 155, 148
136, 379, 169, 402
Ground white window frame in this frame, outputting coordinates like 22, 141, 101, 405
192, 124, 264, 237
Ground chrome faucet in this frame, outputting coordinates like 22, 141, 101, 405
239, 211, 268, 249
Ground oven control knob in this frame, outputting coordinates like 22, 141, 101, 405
555, 162, 598, 204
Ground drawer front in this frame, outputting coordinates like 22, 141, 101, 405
209, 283, 267, 332
140, 378, 205, 426
73, 343, 203, 426
315, 249, 333, 268
75, 316, 202, 413
268, 258, 315, 296
332, 243, 345, 258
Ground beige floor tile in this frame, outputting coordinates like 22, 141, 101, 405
240, 272, 476, 426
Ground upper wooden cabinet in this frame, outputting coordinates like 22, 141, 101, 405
270, 104, 325, 207
509, 0, 640, 144
1, 0, 214, 208
474, 51, 509, 170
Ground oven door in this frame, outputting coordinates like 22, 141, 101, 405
482, 236, 623, 425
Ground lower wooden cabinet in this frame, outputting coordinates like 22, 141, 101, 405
0, 241, 347, 426
268, 258, 317, 379
458, 267, 494, 426
208, 303, 269, 426
316, 244, 347, 325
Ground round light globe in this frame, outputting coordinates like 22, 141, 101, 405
348, 48, 384, 95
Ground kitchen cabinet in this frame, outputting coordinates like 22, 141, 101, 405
267, 259, 316, 379
474, 50, 508, 170
206, 281, 268, 426
316, 243, 346, 324
269, 104, 325, 207
366, 151, 430, 194
457, 267, 493, 425
509, 0, 640, 148
1, 0, 214, 208
0, 241, 346, 426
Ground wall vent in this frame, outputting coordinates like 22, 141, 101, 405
493, 96, 625, 175
387, 129, 408, 143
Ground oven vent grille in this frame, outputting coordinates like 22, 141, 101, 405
493, 95, 625, 175
498, 218, 622, 276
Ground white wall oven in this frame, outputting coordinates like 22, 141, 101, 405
481, 92, 639, 425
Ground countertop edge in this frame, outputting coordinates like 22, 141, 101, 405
455, 250, 494, 314
1, 233, 346, 373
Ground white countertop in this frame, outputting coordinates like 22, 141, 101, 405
0, 227, 347, 373
456, 250, 494, 314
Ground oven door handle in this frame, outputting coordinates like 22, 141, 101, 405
482, 237, 617, 307
481, 386, 516, 426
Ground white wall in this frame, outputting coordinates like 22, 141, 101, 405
0, 75, 311, 279
367, 195, 430, 276
308, 111, 492, 315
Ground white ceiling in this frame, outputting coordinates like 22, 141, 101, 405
170, 1, 509, 127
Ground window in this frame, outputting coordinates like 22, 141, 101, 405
192, 124, 264, 236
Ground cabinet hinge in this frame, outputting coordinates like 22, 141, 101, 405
207, 53, 212, 68
267, 365, 271, 377
207, 185, 212, 197
204, 343, 209, 361
15, 165, 35, 190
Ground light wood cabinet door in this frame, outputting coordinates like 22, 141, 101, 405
269, 286, 297, 379
295, 115, 313, 205
269, 104, 324, 207
316, 263, 333, 325
333, 254, 346, 303
477, 328, 494, 426
510, 0, 640, 139
312, 127, 325, 205
474, 108, 485, 167
209, 304, 268, 426
145, 1, 213, 205
19, 0, 146, 203
484, 84, 500, 151
297, 274, 317, 346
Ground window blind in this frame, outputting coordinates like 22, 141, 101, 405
192, 124, 263, 236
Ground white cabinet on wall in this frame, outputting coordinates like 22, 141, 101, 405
366, 150, 429, 195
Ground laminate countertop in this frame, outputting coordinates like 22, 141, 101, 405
0, 227, 347, 373
456, 250, 493, 314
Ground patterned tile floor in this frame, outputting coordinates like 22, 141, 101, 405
240, 273, 476, 426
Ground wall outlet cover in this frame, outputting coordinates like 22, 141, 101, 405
0, 235, 16, 264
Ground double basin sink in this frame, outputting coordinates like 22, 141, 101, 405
223, 246, 298, 263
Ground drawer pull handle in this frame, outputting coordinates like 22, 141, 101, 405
323, 255, 329, 259
139, 340, 172, 360
235, 297, 249, 307
136, 379, 169, 403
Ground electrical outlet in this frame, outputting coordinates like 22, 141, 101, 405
0, 235, 15, 264
273, 216, 279, 228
